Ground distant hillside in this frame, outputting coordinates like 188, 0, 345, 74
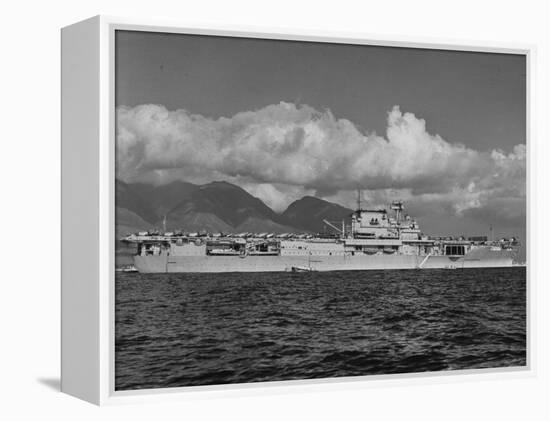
115, 206, 153, 237
116, 179, 198, 224
115, 180, 158, 224
147, 180, 199, 218
234, 217, 299, 234
282, 196, 353, 234
115, 179, 352, 235
166, 181, 281, 227
164, 210, 234, 233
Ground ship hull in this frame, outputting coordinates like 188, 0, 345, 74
133, 247, 515, 273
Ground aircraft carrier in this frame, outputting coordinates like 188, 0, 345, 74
120, 200, 519, 273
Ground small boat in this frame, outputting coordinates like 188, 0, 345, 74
290, 266, 316, 273
115, 265, 138, 273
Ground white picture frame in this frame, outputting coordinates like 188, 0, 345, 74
61, 15, 534, 405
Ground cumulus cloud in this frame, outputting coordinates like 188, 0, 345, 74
116, 102, 526, 217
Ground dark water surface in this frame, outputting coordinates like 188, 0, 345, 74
115, 267, 526, 390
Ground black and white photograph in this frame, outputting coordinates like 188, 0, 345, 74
114, 30, 527, 391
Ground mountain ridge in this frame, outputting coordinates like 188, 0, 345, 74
115, 179, 353, 235
281, 195, 353, 233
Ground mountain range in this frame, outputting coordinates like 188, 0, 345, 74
115, 179, 353, 237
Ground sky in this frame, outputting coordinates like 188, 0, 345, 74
115, 30, 526, 242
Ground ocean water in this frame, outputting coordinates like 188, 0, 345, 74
115, 267, 526, 390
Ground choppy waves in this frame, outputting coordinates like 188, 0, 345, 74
115, 267, 526, 390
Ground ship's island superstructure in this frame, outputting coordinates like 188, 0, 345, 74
121, 200, 519, 273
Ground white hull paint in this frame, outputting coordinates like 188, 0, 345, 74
134, 246, 515, 273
